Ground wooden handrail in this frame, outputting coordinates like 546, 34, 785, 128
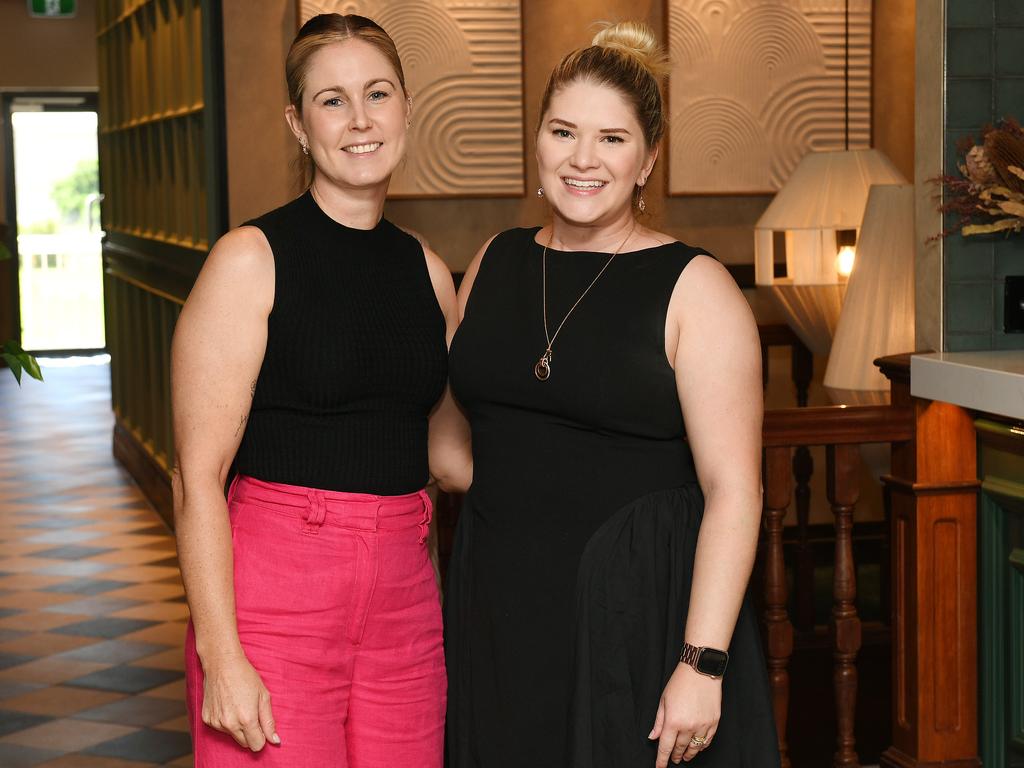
764, 405, 914, 447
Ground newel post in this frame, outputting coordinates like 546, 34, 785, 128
875, 354, 981, 768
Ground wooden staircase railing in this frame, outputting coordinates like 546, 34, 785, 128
761, 402, 914, 767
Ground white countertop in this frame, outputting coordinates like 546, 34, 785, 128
911, 351, 1024, 420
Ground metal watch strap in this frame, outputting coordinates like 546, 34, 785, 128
679, 641, 702, 668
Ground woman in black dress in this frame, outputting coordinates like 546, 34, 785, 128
442, 21, 780, 768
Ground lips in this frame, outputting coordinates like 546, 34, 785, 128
342, 142, 382, 154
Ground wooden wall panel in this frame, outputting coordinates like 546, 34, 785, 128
666, 0, 872, 194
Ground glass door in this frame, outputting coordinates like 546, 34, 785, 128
7, 96, 103, 352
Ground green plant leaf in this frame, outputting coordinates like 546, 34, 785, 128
2, 352, 23, 385
3, 339, 24, 355
19, 352, 42, 382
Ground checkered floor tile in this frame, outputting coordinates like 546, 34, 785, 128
0, 361, 192, 767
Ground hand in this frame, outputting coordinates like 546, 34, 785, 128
201, 651, 280, 751
649, 663, 722, 766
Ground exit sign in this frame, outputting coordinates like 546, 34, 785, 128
28, 0, 76, 17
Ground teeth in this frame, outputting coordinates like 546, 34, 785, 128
563, 178, 605, 188
344, 142, 381, 154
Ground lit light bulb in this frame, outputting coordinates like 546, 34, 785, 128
836, 245, 856, 277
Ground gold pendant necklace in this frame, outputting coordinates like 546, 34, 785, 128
535, 224, 635, 382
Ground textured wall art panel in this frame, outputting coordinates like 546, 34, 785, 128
668, 0, 871, 194
299, 0, 524, 197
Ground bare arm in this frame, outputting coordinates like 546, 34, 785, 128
652, 255, 764, 766
171, 225, 276, 751
426, 236, 496, 492
423, 246, 472, 493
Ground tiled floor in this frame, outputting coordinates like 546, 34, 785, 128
0, 359, 192, 767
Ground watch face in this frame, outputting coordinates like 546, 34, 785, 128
696, 648, 729, 677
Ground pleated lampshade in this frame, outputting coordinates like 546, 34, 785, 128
754, 149, 907, 355
824, 183, 916, 405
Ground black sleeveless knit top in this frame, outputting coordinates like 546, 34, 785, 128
234, 192, 448, 495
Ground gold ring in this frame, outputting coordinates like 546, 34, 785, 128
689, 735, 707, 747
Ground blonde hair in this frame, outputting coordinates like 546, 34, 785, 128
538, 21, 670, 149
286, 14, 406, 113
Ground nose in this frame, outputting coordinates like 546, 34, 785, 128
569, 139, 599, 172
349, 101, 372, 131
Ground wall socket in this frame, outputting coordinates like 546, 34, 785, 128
1005, 276, 1024, 333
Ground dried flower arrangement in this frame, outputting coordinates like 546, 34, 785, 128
937, 118, 1024, 236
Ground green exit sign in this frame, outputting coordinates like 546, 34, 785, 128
28, 0, 76, 17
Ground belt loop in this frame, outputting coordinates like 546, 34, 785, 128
303, 489, 326, 534
226, 473, 243, 504
417, 490, 432, 544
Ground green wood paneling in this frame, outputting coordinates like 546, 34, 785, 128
978, 418, 1024, 767
97, 0, 225, 489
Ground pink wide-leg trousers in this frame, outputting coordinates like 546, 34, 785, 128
185, 475, 446, 767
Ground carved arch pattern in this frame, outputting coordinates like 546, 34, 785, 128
668, 0, 871, 194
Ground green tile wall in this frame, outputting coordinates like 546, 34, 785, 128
944, 0, 1024, 351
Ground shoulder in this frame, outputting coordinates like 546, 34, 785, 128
456, 227, 533, 320
668, 250, 750, 328
466, 226, 538, 279
465, 226, 541, 262
205, 225, 274, 276
188, 226, 274, 315
242, 193, 309, 231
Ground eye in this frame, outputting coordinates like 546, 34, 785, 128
602, 134, 625, 143
553, 128, 573, 139
323, 97, 343, 107
368, 90, 390, 101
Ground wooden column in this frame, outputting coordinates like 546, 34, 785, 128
876, 355, 981, 768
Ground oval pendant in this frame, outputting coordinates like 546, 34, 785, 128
534, 356, 551, 381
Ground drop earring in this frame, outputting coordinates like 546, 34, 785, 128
300, 138, 309, 156
637, 185, 646, 213
537, 187, 545, 198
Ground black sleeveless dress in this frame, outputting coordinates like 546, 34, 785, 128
445, 227, 780, 768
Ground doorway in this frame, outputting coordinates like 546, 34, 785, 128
3, 92, 104, 354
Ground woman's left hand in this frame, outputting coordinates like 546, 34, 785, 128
649, 662, 722, 766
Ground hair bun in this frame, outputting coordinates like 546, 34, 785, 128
591, 21, 670, 79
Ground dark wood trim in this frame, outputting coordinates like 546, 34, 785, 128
103, 235, 205, 301
763, 405, 915, 447
875, 353, 919, 387
880, 475, 982, 495
113, 419, 173, 528
201, 0, 229, 242
879, 749, 981, 768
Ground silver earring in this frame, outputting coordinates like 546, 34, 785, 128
537, 187, 545, 198
300, 138, 309, 155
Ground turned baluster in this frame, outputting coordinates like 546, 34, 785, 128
763, 446, 794, 768
790, 339, 815, 631
828, 444, 862, 768
793, 445, 815, 630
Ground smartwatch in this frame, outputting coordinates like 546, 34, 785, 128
679, 642, 729, 679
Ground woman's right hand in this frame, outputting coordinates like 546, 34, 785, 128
201, 652, 280, 751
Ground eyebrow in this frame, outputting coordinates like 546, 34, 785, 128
311, 79, 396, 100
548, 118, 631, 134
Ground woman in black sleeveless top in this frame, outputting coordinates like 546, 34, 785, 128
171, 15, 466, 768
443, 22, 780, 768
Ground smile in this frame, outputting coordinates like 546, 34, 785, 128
561, 177, 607, 194
343, 142, 382, 154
